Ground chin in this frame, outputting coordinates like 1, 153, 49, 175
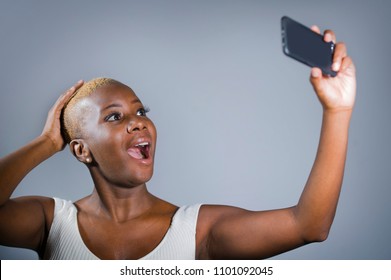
129, 168, 154, 186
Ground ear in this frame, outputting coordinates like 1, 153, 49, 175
69, 139, 93, 164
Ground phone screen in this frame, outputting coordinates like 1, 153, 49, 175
281, 16, 336, 77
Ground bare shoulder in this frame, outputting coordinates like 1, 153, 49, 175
196, 204, 249, 258
3, 196, 54, 218
0, 196, 55, 252
197, 204, 253, 237
9, 196, 55, 231
198, 204, 248, 223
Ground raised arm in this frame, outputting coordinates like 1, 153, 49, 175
196, 28, 356, 259
294, 26, 356, 242
0, 80, 83, 253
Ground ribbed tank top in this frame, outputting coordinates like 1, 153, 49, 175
43, 197, 201, 260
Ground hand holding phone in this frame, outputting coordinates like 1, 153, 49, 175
281, 16, 337, 77
280, 16, 356, 113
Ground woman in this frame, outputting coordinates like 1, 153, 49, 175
0, 27, 356, 259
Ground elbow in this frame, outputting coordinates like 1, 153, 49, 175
292, 207, 336, 244
311, 229, 330, 243
294, 211, 335, 243
302, 226, 331, 243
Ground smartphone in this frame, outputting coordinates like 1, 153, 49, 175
281, 16, 337, 77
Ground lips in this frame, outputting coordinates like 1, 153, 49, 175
127, 142, 150, 159
127, 138, 152, 163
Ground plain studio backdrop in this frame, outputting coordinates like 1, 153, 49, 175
1, 0, 390, 260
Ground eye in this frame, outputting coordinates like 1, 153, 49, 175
105, 112, 122, 122
136, 107, 150, 117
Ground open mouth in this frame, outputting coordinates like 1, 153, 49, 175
127, 142, 151, 160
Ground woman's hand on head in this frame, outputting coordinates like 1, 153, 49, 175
309, 26, 356, 113
41, 80, 84, 152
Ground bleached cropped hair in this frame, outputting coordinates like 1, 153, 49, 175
61, 77, 119, 143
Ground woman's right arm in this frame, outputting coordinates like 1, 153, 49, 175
0, 80, 83, 253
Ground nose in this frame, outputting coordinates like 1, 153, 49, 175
127, 117, 147, 133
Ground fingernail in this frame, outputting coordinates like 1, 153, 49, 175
332, 62, 340, 71
311, 68, 320, 78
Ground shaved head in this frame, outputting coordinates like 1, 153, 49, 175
61, 77, 120, 143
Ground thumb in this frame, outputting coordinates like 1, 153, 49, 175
310, 67, 322, 84
309, 67, 323, 91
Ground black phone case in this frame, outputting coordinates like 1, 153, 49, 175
281, 16, 337, 77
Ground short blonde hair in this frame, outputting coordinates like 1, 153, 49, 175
61, 77, 118, 143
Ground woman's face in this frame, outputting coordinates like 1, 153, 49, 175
77, 83, 157, 188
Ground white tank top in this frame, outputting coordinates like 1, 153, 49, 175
43, 197, 201, 260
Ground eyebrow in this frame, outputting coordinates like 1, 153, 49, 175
101, 98, 142, 112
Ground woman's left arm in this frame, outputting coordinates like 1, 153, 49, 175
196, 28, 356, 260
293, 26, 356, 242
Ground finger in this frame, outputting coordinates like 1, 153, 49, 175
309, 67, 324, 96
69, 80, 84, 96
310, 67, 322, 79
49, 80, 84, 116
57, 80, 84, 105
65, 80, 84, 97
311, 25, 321, 34
339, 55, 356, 74
323, 29, 336, 43
332, 42, 347, 72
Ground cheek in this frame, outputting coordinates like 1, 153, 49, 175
147, 120, 158, 142
87, 129, 123, 164
90, 135, 130, 181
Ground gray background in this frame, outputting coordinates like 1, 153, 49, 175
0, 0, 390, 260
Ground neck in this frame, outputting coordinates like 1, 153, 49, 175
85, 171, 157, 223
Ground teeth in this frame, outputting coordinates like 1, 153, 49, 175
135, 142, 149, 147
